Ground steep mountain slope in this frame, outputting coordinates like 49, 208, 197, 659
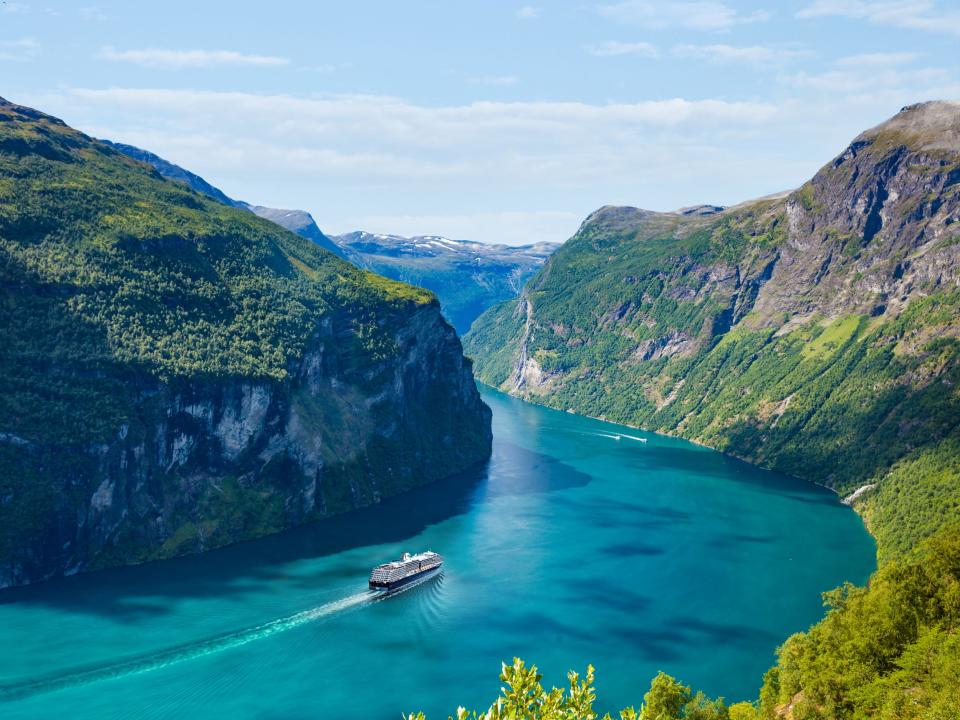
105, 142, 557, 333
463, 100, 960, 720
247, 205, 344, 257
0, 98, 492, 588
334, 231, 559, 333
103, 140, 346, 258
99, 139, 247, 210
466, 101, 960, 557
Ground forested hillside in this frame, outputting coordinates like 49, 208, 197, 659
0, 98, 492, 587
463, 101, 960, 719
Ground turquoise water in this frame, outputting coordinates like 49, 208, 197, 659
0, 387, 875, 719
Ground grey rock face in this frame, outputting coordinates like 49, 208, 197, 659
1, 303, 491, 589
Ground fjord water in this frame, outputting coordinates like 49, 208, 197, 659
0, 387, 874, 719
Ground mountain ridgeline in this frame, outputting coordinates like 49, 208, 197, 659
466, 100, 960, 560
104, 141, 559, 334
99, 139, 347, 259
0, 99, 492, 588
464, 101, 960, 719
332, 231, 558, 334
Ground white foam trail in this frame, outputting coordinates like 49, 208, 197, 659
0, 590, 375, 701
592, 432, 622, 440
618, 434, 648, 443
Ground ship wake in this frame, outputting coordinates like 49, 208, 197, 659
0, 581, 433, 703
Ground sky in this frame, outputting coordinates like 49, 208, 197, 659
2, 1, 959, 245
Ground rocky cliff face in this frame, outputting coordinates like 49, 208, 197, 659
465, 102, 960, 554
0, 98, 491, 588
753, 100, 960, 322
3, 302, 488, 588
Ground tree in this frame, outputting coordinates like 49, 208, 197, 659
727, 702, 758, 720
640, 672, 691, 720
683, 691, 729, 720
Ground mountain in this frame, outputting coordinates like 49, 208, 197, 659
102, 140, 346, 258
245, 205, 345, 257
99, 139, 247, 210
0, 98, 492, 588
464, 101, 960, 718
333, 231, 560, 334
104, 142, 557, 332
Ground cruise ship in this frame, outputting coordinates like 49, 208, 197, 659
369, 551, 443, 591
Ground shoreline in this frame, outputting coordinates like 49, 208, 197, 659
477, 380, 879, 547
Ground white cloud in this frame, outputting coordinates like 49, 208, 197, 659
587, 41, 660, 57
835, 51, 919, 66
97, 46, 290, 68
43, 88, 782, 200
781, 64, 954, 95
40, 86, 951, 245
598, 1, 770, 31
0, 37, 38, 61
672, 44, 811, 64
516, 6, 541, 19
797, 1, 960, 37
1, 2, 30, 14
470, 75, 521, 86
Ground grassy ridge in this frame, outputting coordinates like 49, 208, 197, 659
463, 102, 960, 718
0, 99, 492, 581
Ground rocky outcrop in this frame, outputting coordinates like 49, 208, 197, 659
0, 98, 492, 588
464, 100, 960, 496
0, 302, 490, 589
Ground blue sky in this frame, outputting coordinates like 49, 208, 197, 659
2, 1, 959, 244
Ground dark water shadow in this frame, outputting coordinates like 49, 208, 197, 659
565, 581, 653, 615
604, 615, 781, 664
484, 384, 844, 509
0, 438, 593, 620
598, 542, 666, 558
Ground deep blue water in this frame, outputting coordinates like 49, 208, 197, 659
0, 387, 875, 719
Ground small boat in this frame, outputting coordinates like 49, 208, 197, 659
369, 551, 443, 591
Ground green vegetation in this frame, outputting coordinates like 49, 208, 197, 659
464, 101, 960, 720
857, 438, 960, 563
408, 523, 960, 719
759, 524, 960, 720
0, 99, 490, 582
404, 659, 733, 720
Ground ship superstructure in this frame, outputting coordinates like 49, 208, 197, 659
369, 551, 443, 591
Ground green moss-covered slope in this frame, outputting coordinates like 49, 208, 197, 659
0, 98, 492, 587
466, 101, 960, 561
463, 101, 960, 720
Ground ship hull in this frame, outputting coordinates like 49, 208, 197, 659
369, 565, 441, 592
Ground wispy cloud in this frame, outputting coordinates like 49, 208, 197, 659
780, 52, 955, 96
52, 88, 781, 186
516, 6, 541, 19
598, 1, 770, 31
0, 37, 38, 61
97, 46, 290, 68
835, 51, 919, 67
1, 3, 30, 14
672, 44, 811, 64
44, 87, 812, 246
587, 41, 659, 57
797, 0, 960, 37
